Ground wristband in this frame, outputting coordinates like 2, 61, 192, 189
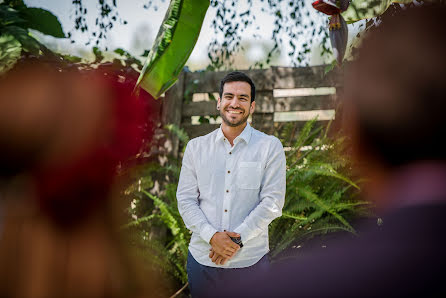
229, 236, 243, 248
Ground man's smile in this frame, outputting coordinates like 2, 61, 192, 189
226, 109, 243, 114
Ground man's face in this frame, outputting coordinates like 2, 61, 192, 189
218, 81, 255, 128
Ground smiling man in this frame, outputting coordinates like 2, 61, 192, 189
176, 71, 286, 297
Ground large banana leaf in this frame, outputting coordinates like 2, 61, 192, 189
342, 0, 412, 23
135, 0, 209, 99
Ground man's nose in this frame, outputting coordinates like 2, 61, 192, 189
229, 98, 240, 108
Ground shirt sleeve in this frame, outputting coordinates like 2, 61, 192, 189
234, 137, 286, 243
177, 140, 218, 244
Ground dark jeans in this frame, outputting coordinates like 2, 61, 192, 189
187, 250, 270, 298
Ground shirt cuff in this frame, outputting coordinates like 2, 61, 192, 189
234, 222, 256, 243
200, 223, 218, 244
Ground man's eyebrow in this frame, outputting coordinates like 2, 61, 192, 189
223, 92, 234, 96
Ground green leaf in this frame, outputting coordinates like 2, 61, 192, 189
165, 123, 190, 145
307, 163, 360, 190
92, 46, 104, 63
0, 5, 27, 26
136, 0, 210, 98
324, 59, 337, 74
0, 34, 22, 74
342, 0, 413, 23
114, 48, 126, 56
3, 25, 40, 54
60, 54, 82, 63
21, 7, 65, 38
281, 212, 307, 221
299, 186, 356, 234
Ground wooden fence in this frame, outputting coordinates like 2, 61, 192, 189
162, 65, 342, 155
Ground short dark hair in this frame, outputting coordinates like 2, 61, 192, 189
219, 71, 256, 103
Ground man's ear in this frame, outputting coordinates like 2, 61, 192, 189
217, 97, 221, 110
250, 101, 255, 114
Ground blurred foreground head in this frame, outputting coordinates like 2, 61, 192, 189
345, 4, 446, 168
0, 61, 164, 297
344, 4, 446, 210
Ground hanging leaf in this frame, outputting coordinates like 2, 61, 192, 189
0, 34, 22, 75
342, 0, 413, 23
135, 0, 209, 99
21, 7, 65, 38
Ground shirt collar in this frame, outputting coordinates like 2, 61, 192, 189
215, 122, 253, 144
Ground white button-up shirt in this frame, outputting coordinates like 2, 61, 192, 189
177, 122, 286, 268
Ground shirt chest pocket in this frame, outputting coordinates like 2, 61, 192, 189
236, 161, 262, 189
197, 167, 211, 196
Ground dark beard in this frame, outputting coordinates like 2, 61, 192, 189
220, 109, 250, 127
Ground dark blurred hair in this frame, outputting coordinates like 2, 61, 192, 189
345, 4, 446, 167
219, 71, 256, 102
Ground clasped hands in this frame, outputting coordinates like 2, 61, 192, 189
209, 231, 241, 265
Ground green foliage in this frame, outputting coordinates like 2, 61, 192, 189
343, 0, 413, 23
21, 7, 65, 38
136, 0, 210, 98
0, 34, 21, 73
165, 124, 189, 146
0, 1, 65, 73
141, 190, 190, 283
114, 48, 143, 69
122, 125, 191, 291
269, 119, 370, 258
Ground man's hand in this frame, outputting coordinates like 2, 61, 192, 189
209, 231, 241, 259
209, 249, 229, 265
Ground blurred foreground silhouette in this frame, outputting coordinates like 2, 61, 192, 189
217, 4, 446, 297
0, 60, 166, 298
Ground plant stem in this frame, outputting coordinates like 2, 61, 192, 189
170, 282, 189, 298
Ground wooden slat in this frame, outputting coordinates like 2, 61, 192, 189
162, 72, 185, 157
182, 123, 220, 139
274, 95, 336, 112
252, 113, 274, 128
183, 101, 219, 117
184, 68, 274, 94
254, 90, 274, 113
182, 91, 274, 116
273, 66, 341, 89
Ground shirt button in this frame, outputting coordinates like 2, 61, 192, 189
224, 209, 228, 212
229, 152, 232, 155
226, 189, 229, 193
227, 170, 231, 174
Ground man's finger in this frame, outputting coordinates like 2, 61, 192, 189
224, 245, 237, 253
212, 253, 219, 263
229, 241, 240, 250
215, 255, 223, 265
226, 231, 241, 238
223, 250, 233, 258
221, 257, 228, 265
209, 250, 214, 258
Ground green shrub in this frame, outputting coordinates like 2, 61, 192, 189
269, 119, 370, 258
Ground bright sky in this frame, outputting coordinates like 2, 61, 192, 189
24, 1, 358, 69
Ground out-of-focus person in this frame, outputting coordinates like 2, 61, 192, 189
0, 60, 165, 298
217, 3, 446, 297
